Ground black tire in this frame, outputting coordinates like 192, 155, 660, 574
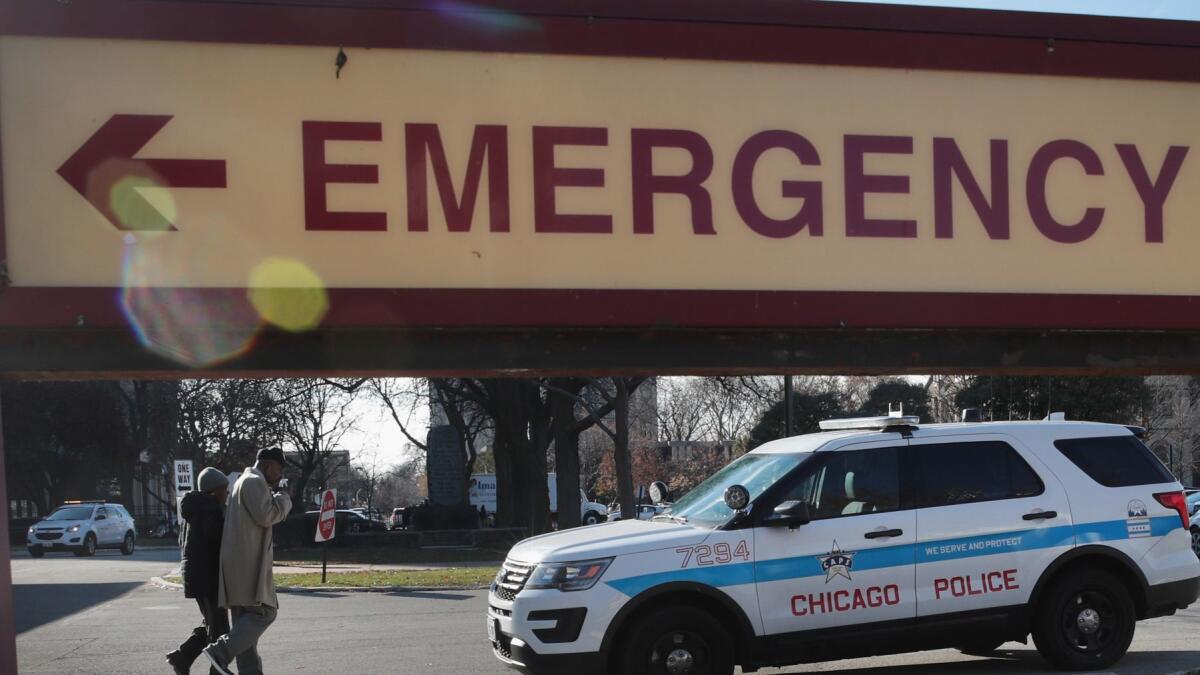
349, 522, 362, 533
120, 532, 135, 555
78, 533, 97, 557
27, 547, 44, 559
583, 511, 601, 526
1190, 527, 1200, 559
957, 640, 1006, 656
1032, 569, 1135, 671
614, 604, 734, 675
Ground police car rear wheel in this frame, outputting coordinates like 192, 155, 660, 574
617, 605, 734, 675
1032, 569, 1134, 671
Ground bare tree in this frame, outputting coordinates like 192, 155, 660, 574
1146, 376, 1200, 482
697, 378, 761, 447
656, 378, 707, 442
275, 379, 360, 510
350, 444, 389, 511
372, 378, 493, 478
374, 461, 426, 508
578, 378, 649, 520
177, 379, 287, 472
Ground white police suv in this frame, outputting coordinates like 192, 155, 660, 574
26, 501, 137, 558
487, 416, 1200, 674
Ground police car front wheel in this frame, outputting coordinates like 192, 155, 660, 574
615, 605, 734, 675
1032, 569, 1135, 671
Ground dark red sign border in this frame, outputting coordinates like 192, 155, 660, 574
2, 0, 1200, 331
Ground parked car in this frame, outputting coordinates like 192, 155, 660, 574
27, 501, 137, 558
340, 509, 386, 533
390, 507, 405, 530
1185, 489, 1200, 557
606, 503, 666, 522
146, 515, 179, 540
349, 507, 388, 527
303, 508, 386, 539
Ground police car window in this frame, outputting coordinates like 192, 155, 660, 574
781, 447, 901, 519
916, 441, 1043, 507
665, 452, 804, 527
1054, 435, 1174, 487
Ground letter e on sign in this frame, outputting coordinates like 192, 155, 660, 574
316, 489, 337, 542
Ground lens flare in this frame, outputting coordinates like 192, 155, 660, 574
86, 157, 178, 231
121, 234, 263, 367
247, 257, 329, 332
433, 0, 541, 33
111, 176, 177, 231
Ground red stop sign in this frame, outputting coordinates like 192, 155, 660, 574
316, 489, 336, 542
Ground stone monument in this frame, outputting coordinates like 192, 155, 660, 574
414, 425, 478, 529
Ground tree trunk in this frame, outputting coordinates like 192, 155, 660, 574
493, 433, 515, 527
549, 378, 584, 529
291, 459, 316, 512
614, 380, 636, 521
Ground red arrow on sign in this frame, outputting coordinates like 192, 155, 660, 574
57, 114, 227, 231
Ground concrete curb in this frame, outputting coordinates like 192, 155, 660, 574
150, 576, 489, 594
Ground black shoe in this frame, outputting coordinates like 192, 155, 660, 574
202, 645, 234, 675
165, 650, 189, 675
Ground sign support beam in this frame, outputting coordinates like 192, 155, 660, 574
0, 396, 17, 675
6, 328, 1200, 378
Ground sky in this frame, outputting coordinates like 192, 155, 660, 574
822, 0, 1200, 21
339, 0, 1197, 470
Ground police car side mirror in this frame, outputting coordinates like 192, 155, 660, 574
764, 500, 811, 529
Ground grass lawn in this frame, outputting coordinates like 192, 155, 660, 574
275, 567, 497, 588
165, 567, 497, 588
274, 546, 509, 565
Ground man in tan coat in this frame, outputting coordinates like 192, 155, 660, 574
203, 447, 292, 675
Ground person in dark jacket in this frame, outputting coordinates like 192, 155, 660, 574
167, 467, 231, 675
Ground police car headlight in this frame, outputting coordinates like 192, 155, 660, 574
27, 526, 35, 534
526, 558, 613, 592
66, 525, 81, 533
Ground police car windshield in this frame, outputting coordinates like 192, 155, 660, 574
47, 506, 94, 521
665, 453, 806, 527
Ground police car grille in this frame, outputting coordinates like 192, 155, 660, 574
492, 560, 535, 600
36, 532, 63, 541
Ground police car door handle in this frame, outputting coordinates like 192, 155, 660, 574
864, 528, 903, 539
1022, 510, 1057, 521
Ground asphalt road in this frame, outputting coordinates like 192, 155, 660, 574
11, 548, 1200, 674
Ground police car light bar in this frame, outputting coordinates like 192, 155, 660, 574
818, 415, 921, 431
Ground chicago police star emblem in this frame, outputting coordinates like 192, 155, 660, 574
817, 541, 856, 583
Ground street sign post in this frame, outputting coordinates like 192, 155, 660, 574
315, 488, 336, 583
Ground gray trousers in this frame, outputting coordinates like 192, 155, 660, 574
210, 605, 277, 675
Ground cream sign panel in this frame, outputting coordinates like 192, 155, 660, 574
1, 35, 1196, 294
